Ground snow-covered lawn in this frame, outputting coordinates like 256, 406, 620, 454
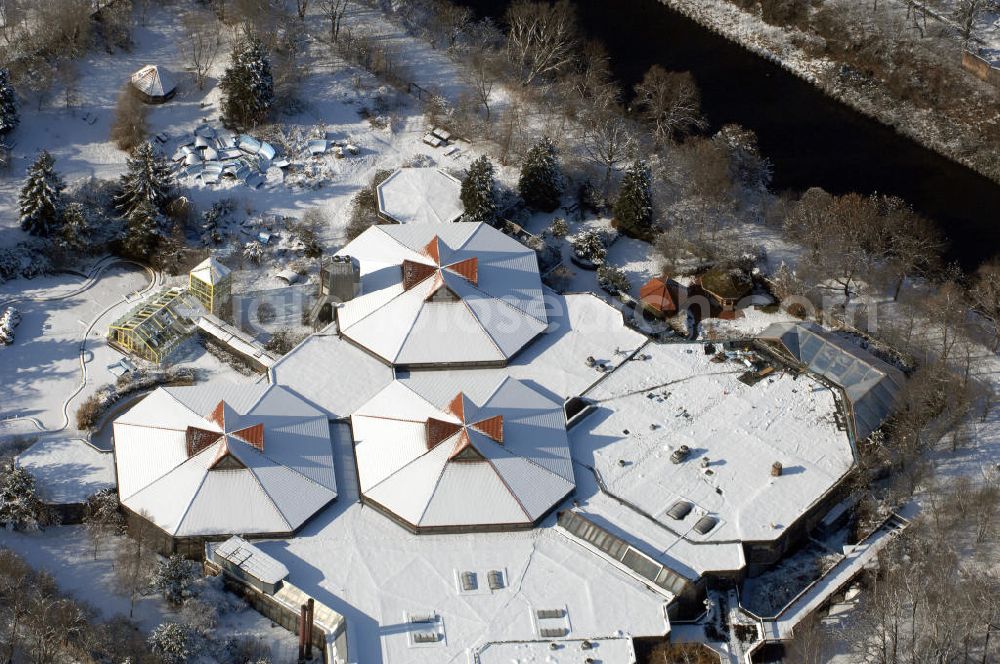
0, 264, 150, 432
17, 437, 115, 504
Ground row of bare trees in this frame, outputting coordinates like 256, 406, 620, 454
0, 547, 161, 664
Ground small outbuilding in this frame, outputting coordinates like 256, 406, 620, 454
376, 167, 464, 225
189, 257, 232, 315
697, 267, 752, 319
210, 536, 289, 595
639, 277, 686, 319
129, 65, 176, 104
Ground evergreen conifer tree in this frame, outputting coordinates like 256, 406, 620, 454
518, 137, 563, 212
58, 202, 94, 254
0, 67, 18, 136
613, 159, 653, 237
19, 151, 65, 237
116, 141, 173, 218
460, 155, 497, 224
220, 29, 274, 129
121, 198, 162, 259
0, 67, 21, 136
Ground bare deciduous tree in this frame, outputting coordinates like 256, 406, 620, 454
182, 10, 222, 91
110, 84, 148, 152
581, 109, 637, 199
634, 65, 706, 147
505, 0, 578, 86
320, 0, 349, 43
970, 258, 1000, 351
296, 0, 309, 20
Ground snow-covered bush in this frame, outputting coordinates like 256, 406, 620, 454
571, 229, 607, 264
243, 241, 265, 264
0, 462, 58, 531
597, 265, 631, 295
549, 217, 569, 239
152, 555, 197, 606
0, 242, 52, 284
149, 622, 197, 664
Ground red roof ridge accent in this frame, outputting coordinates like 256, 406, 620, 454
186, 426, 222, 457
208, 400, 227, 429
426, 417, 463, 450
401, 259, 437, 290
446, 392, 466, 421
446, 256, 478, 286
423, 236, 441, 264
471, 414, 503, 444
232, 423, 264, 451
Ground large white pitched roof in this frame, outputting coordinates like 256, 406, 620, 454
113, 384, 337, 537
351, 376, 574, 531
376, 168, 464, 224
336, 222, 548, 367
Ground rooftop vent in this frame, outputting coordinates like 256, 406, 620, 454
771, 461, 783, 477
670, 445, 691, 464
536, 608, 565, 619
460, 571, 477, 591
488, 570, 505, 590
693, 515, 719, 535
540, 627, 568, 638
413, 632, 439, 643
666, 500, 693, 521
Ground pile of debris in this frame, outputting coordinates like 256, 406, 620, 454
173, 124, 287, 189
0, 306, 21, 345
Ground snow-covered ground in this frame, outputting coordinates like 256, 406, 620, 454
16, 437, 115, 504
0, 526, 301, 662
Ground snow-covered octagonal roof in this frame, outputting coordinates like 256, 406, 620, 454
571, 341, 855, 547
113, 383, 337, 538
376, 167, 464, 224
352, 376, 574, 532
336, 222, 548, 367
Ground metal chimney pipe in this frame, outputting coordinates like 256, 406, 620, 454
298, 603, 307, 662
305, 598, 315, 659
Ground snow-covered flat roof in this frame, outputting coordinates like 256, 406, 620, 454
571, 341, 854, 550
113, 383, 338, 537
269, 330, 395, 418
17, 438, 115, 504
475, 637, 637, 663
214, 536, 289, 585
254, 482, 669, 663
376, 167, 464, 224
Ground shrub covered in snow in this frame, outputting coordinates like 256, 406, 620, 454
149, 622, 197, 664
597, 264, 631, 295
75, 368, 197, 430
0, 462, 58, 531
571, 229, 608, 265
152, 554, 197, 606
550, 217, 569, 239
